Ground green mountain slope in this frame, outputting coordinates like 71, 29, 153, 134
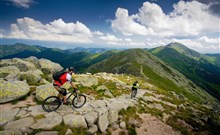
0, 43, 46, 58
87, 49, 216, 103
149, 42, 220, 100
0, 44, 117, 72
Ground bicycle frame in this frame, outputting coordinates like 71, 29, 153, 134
66, 89, 78, 101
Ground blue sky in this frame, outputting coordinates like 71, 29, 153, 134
0, 0, 219, 53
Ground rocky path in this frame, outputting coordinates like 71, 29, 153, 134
0, 89, 181, 135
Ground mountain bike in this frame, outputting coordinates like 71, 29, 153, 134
42, 88, 86, 112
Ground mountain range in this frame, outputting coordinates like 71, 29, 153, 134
1, 42, 220, 101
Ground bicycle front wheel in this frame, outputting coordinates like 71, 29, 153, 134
72, 94, 86, 108
42, 96, 61, 112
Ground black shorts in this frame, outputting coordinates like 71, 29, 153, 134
53, 83, 67, 96
132, 87, 137, 91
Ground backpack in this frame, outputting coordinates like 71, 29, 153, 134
52, 69, 66, 81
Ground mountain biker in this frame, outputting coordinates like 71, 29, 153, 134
131, 81, 139, 98
53, 67, 78, 104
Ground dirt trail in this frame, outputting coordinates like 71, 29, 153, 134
136, 114, 181, 135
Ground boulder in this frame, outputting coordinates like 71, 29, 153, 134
0, 108, 20, 127
0, 130, 22, 135
4, 117, 35, 131
35, 84, 59, 102
4, 73, 20, 81
24, 57, 41, 68
30, 112, 62, 130
75, 75, 98, 87
96, 85, 108, 91
38, 59, 63, 74
19, 70, 43, 85
0, 79, 30, 103
83, 112, 98, 127
0, 66, 20, 78
119, 121, 126, 129
65, 129, 73, 135
109, 100, 128, 113
86, 124, 98, 135
108, 109, 118, 125
63, 114, 87, 128
96, 108, 109, 132
27, 105, 47, 117
0, 58, 36, 71
35, 131, 59, 135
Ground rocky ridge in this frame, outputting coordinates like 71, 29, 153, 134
0, 57, 219, 135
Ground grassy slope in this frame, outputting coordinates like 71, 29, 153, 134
87, 49, 216, 103
149, 43, 220, 100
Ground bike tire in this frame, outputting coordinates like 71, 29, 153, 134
42, 96, 61, 112
72, 94, 86, 108
131, 90, 136, 99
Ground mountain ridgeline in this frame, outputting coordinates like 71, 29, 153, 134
1, 43, 220, 101
0, 43, 117, 72
87, 49, 216, 103
149, 42, 220, 101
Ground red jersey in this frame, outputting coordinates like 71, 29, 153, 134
54, 73, 72, 86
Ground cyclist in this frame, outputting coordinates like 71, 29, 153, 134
53, 67, 78, 104
131, 81, 139, 98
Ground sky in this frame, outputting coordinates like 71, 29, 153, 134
0, 0, 219, 53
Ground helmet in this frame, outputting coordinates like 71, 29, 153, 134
68, 67, 75, 72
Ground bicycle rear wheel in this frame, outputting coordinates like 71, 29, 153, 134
42, 96, 61, 112
72, 94, 86, 108
131, 90, 136, 99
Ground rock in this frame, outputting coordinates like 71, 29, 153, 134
63, 114, 87, 128
96, 85, 108, 91
35, 131, 59, 135
30, 112, 62, 130
27, 105, 47, 117
128, 117, 140, 128
0, 79, 30, 103
104, 90, 114, 98
84, 112, 98, 127
65, 129, 73, 135
75, 75, 98, 87
4, 73, 20, 81
87, 124, 98, 135
97, 108, 109, 132
4, 117, 35, 131
108, 109, 118, 125
19, 70, 42, 84
35, 83, 59, 102
0, 130, 22, 135
0, 108, 19, 127
38, 58, 63, 74
39, 78, 50, 84
0, 58, 36, 71
0, 66, 20, 78
119, 121, 126, 129
24, 57, 41, 68
177, 104, 186, 111
109, 100, 128, 113
90, 100, 107, 108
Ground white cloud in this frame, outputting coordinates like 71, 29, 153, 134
171, 37, 220, 53
8, 0, 35, 9
109, 0, 220, 53
93, 31, 104, 36
111, 8, 155, 36
112, 1, 219, 37
100, 33, 122, 42
4, 17, 93, 44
